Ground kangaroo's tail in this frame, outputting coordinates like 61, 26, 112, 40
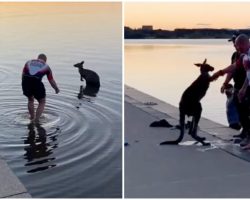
160, 112, 185, 145
160, 140, 181, 145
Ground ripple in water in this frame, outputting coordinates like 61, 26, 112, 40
0, 81, 122, 198
0, 65, 15, 85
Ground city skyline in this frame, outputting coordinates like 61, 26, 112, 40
125, 2, 250, 30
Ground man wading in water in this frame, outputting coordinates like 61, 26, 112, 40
22, 54, 60, 123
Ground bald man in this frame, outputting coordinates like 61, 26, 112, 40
211, 34, 250, 149
22, 54, 60, 123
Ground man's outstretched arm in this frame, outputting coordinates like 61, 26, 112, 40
49, 79, 60, 94
210, 63, 237, 81
47, 68, 60, 94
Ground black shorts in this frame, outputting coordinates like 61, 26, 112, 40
22, 76, 46, 101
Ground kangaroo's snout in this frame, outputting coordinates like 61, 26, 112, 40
74, 61, 84, 68
209, 66, 214, 72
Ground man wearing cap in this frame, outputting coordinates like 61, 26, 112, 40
22, 54, 60, 123
211, 34, 250, 149
221, 32, 243, 131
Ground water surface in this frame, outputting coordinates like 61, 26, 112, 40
0, 3, 122, 198
125, 39, 236, 126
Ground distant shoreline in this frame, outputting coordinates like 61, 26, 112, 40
125, 38, 230, 40
125, 26, 250, 39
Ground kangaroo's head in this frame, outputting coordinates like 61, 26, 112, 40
74, 61, 84, 69
194, 59, 214, 74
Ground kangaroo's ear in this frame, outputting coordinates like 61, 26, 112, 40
203, 58, 207, 65
81, 61, 84, 65
194, 63, 201, 67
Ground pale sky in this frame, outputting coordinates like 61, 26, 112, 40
125, 2, 250, 30
0, 2, 121, 35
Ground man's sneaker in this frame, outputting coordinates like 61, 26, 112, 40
233, 129, 248, 139
230, 123, 241, 130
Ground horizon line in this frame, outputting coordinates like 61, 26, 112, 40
124, 26, 250, 31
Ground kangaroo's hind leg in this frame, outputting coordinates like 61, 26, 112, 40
189, 116, 206, 141
188, 117, 195, 135
190, 105, 210, 146
188, 116, 205, 140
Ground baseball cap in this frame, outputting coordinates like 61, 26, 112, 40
228, 31, 240, 42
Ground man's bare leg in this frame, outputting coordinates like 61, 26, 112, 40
28, 97, 35, 120
35, 98, 46, 122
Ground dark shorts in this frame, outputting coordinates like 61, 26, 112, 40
22, 76, 46, 101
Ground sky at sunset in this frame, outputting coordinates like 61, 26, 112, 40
0, 2, 121, 42
125, 2, 250, 30
0, 2, 121, 64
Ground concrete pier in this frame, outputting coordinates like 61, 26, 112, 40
0, 157, 31, 198
125, 85, 250, 198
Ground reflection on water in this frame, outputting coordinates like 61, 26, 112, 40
24, 123, 58, 173
78, 84, 100, 99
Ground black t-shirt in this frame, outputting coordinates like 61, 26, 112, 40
231, 51, 246, 90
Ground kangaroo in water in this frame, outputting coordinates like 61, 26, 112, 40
74, 61, 100, 87
160, 59, 214, 146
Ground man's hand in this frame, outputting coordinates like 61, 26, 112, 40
55, 88, 60, 94
220, 84, 227, 94
210, 70, 223, 81
49, 79, 60, 94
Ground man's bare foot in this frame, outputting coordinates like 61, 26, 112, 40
34, 118, 40, 124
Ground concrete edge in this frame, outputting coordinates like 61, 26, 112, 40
125, 85, 239, 141
0, 155, 31, 198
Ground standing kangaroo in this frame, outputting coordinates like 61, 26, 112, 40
160, 59, 214, 146
74, 61, 100, 87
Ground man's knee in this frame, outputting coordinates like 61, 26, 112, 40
38, 98, 46, 104
28, 97, 34, 103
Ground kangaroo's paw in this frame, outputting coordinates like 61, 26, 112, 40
202, 141, 211, 146
190, 134, 206, 141
160, 141, 179, 145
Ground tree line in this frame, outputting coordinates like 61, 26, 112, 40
125, 26, 250, 39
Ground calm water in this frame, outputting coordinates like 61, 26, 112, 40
125, 39, 236, 126
0, 3, 122, 198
